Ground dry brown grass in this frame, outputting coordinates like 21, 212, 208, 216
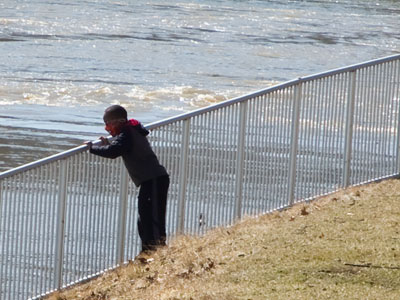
46, 179, 400, 300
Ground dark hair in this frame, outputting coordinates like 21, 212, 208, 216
103, 105, 128, 123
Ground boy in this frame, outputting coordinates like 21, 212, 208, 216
86, 105, 169, 253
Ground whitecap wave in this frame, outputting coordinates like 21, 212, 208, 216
0, 82, 238, 113
124, 85, 231, 108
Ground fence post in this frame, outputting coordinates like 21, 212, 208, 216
116, 161, 129, 265
343, 71, 357, 187
288, 84, 302, 206
177, 119, 190, 234
396, 63, 400, 174
234, 101, 248, 220
397, 102, 400, 173
55, 159, 68, 290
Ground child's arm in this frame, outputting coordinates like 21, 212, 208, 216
89, 132, 130, 159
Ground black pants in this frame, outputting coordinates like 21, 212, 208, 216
137, 175, 169, 252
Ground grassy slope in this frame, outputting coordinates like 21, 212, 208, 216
47, 179, 400, 300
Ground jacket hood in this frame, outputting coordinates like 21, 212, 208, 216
127, 119, 149, 136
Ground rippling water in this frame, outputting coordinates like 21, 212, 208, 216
0, 0, 399, 171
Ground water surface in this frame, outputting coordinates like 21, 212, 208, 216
0, 0, 399, 171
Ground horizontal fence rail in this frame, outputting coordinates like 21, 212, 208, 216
0, 54, 399, 299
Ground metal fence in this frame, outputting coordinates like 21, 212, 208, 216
0, 54, 399, 299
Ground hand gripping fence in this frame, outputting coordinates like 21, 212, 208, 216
0, 54, 399, 299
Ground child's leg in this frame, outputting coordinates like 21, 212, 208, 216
138, 180, 155, 251
151, 175, 170, 246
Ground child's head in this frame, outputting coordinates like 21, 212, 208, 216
103, 105, 128, 136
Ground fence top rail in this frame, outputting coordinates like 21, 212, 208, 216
1, 54, 399, 180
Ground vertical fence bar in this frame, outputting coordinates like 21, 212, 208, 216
396, 61, 400, 173
397, 99, 400, 174
55, 160, 68, 290
0, 180, 2, 298
177, 119, 190, 234
116, 161, 129, 264
288, 84, 302, 205
343, 71, 357, 187
234, 101, 248, 220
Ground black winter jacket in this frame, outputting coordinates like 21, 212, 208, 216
90, 124, 168, 186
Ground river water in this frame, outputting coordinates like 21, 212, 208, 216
0, 0, 399, 171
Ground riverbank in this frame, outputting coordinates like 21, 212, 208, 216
47, 178, 400, 299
